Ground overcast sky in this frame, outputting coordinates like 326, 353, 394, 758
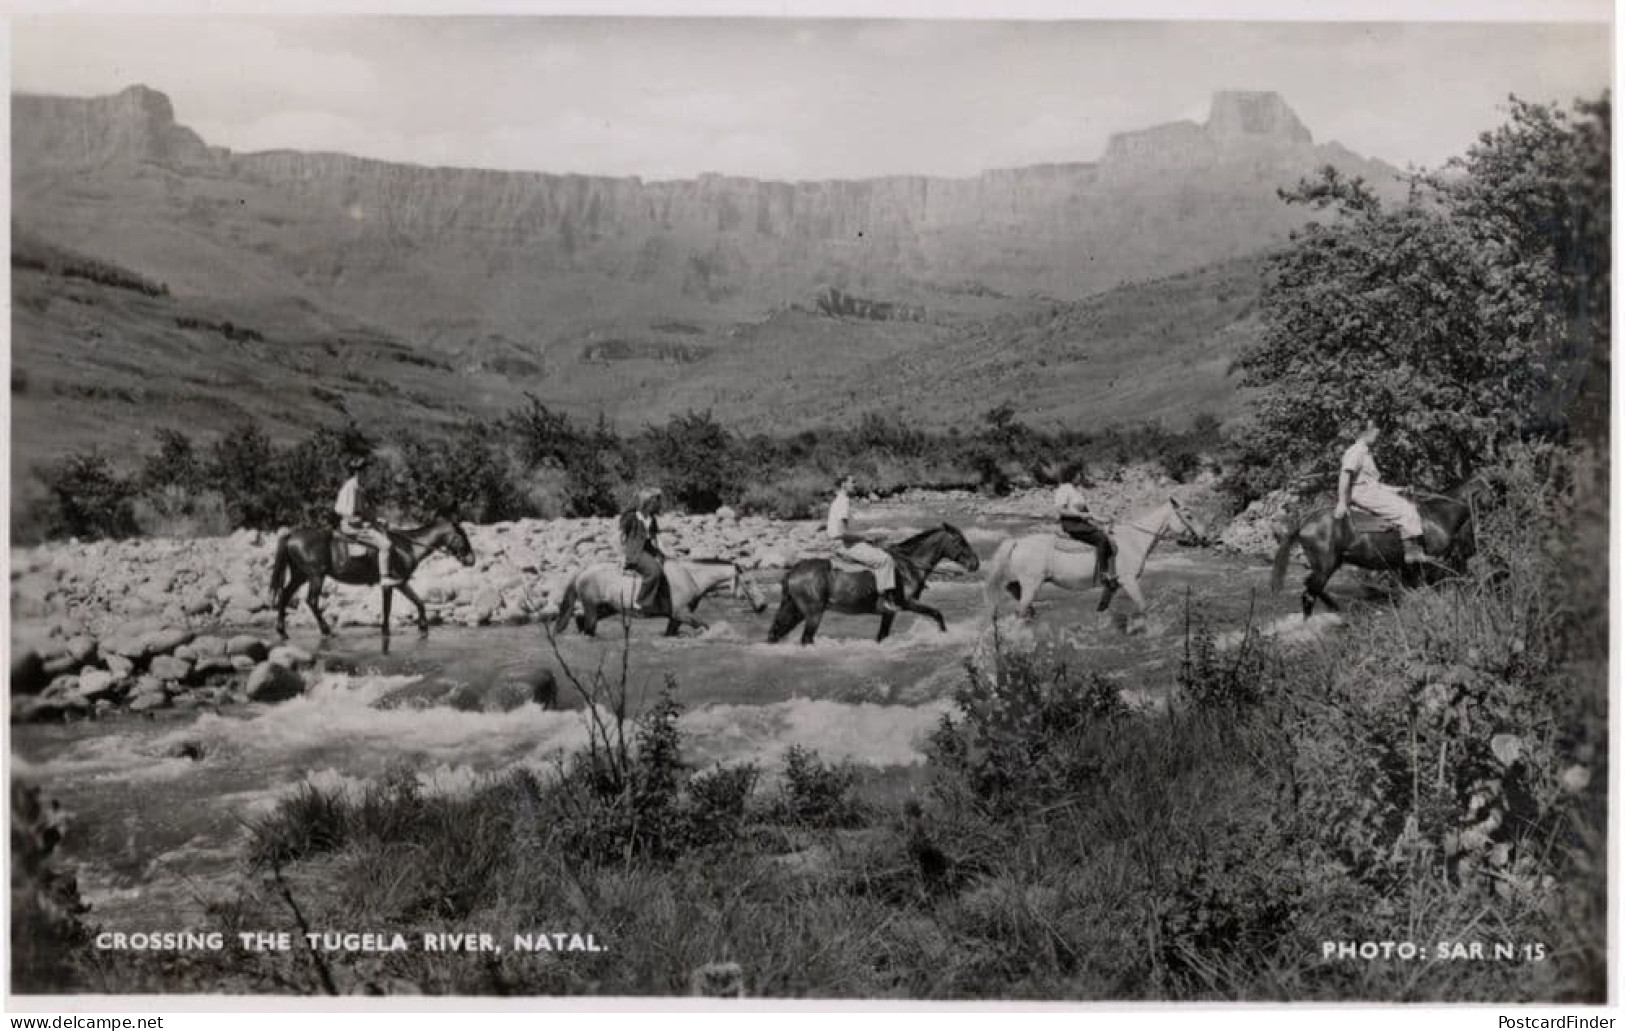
10, 12, 1613, 180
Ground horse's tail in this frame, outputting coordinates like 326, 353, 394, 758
983, 537, 1019, 609
551, 575, 579, 635
1269, 518, 1301, 594
269, 528, 292, 602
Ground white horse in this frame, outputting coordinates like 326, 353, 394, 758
552, 558, 767, 637
982, 498, 1202, 630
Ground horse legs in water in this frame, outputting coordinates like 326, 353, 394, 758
767, 597, 804, 643
275, 570, 308, 638
896, 596, 947, 634
1116, 577, 1148, 633
1002, 579, 1037, 619
306, 576, 333, 637
381, 585, 393, 637
875, 611, 895, 642
798, 600, 828, 645
1302, 557, 1343, 619
396, 583, 431, 635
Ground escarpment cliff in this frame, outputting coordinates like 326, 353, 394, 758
14, 85, 1400, 349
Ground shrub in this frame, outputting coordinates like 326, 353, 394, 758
767, 746, 865, 829
640, 409, 738, 513
206, 423, 283, 529
932, 629, 1127, 805
36, 450, 138, 539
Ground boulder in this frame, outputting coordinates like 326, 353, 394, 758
140, 628, 195, 658
104, 653, 136, 679
191, 656, 239, 687
245, 662, 305, 703
128, 692, 168, 713
268, 645, 314, 670
229, 655, 258, 672
130, 676, 168, 700
148, 655, 194, 683
226, 635, 268, 662
74, 668, 122, 702
190, 635, 227, 657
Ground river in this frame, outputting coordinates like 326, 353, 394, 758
12, 500, 1306, 931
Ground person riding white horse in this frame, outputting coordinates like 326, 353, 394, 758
1054, 471, 1119, 589
1334, 419, 1428, 567
334, 454, 397, 588
827, 474, 900, 615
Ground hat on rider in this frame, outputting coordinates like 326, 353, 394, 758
637, 486, 663, 506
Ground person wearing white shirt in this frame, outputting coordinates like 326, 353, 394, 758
827, 475, 899, 614
334, 455, 399, 587
1054, 474, 1118, 588
1335, 419, 1426, 566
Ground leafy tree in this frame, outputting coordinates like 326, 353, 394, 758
207, 423, 282, 529
1230, 95, 1609, 500
139, 428, 203, 492
396, 423, 527, 524
278, 423, 378, 526
37, 451, 138, 540
640, 410, 737, 512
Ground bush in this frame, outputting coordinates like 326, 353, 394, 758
36, 450, 138, 539
767, 746, 865, 829
932, 629, 1128, 805
640, 409, 737, 512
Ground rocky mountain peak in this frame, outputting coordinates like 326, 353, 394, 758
1204, 90, 1313, 146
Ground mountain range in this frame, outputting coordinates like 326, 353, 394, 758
11, 84, 1405, 469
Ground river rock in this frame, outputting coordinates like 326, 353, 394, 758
226, 635, 268, 661
246, 662, 305, 703
140, 628, 195, 657
190, 635, 227, 657
128, 691, 169, 713
182, 593, 216, 617
103, 653, 135, 679
149, 655, 194, 683
100, 634, 147, 661
167, 740, 206, 761
74, 668, 121, 702
230, 654, 258, 672
130, 676, 168, 700
43, 675, 80, 699
191, 656, 239, 686
268, 645, 314, 669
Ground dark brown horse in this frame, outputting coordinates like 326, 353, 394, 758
1270, 477, 1489, 619
768, 523, 980, 645
270, 518, 476, 638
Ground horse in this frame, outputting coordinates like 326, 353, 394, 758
1270, 477, 1488, 619
551, 558, 768, 637
981, 498, 1204, 631
768, 523, 980, 645
269, 518, 476, 638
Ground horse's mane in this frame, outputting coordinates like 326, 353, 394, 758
895, 523, 960, 550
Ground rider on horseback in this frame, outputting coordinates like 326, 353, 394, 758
828, 475, 901, 615
334, 455, 399, 588
621, 487, 670, 615
1055, 473, 1119, 589
1334, 419, 1428, 566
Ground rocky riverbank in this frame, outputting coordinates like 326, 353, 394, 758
9, 470, 1263, 724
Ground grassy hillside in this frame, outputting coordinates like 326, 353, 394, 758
10, 232, 1264, 511
747, 254, 1268, 433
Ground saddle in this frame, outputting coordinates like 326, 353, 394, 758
1342, 509, 1403, 535
1049, 532, 1102, 555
